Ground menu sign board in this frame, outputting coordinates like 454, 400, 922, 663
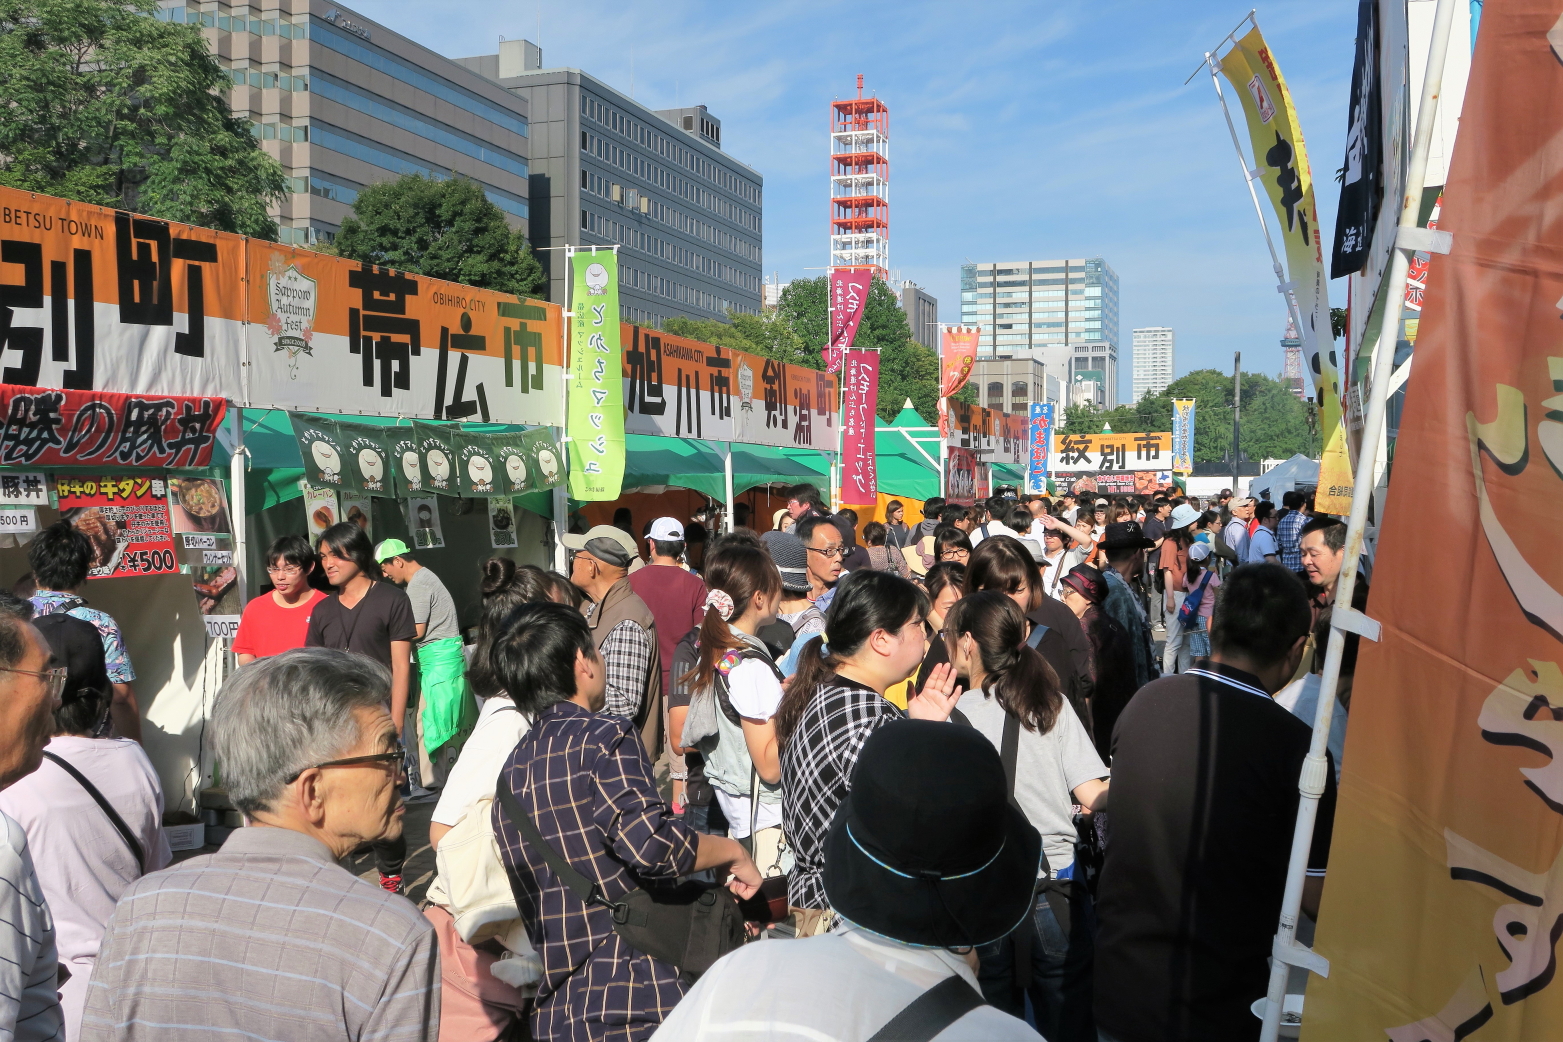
55, 474, 178, 579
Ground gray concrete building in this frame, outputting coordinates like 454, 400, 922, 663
972, 356, 1057, 414
156, 0, 533, 247
959, 258, 1121, 406
900, 283, 939, 351
458, 41, 763, 326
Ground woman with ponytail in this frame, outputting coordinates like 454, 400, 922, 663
944, 591, 1109, 1042
677, 545, 790, 874
774, 570, 963, 936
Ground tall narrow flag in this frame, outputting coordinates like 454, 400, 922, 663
1171, 398, 1196, 474
1305, 9, 1563, 1037
1027, 402, 1054, 494
1219, 29, 1343, 459
840, 349, 880, 505
940, 327, 980, 397
825, 270, 872, 373
567, 251, 624, 500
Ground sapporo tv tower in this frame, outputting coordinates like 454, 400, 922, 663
829, 75, 890, 281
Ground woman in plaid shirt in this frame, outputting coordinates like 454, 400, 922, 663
489, 602, 759, 1042
773, 571, 963, 936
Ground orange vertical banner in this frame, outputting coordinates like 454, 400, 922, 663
1304, 6, 1563, 1038
940, 326, 979, 397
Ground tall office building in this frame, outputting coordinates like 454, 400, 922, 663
900, 283, 939, 351
467, 42, 763, 325
1131, 327, 1175, 401
156, 0, 533, 247
958, 258, 1121, 406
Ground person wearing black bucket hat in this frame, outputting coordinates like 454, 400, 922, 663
1096, 521, 1159, 690
651, 720, 1043, 1041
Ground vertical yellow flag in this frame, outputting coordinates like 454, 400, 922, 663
1219, 28, 1349, 506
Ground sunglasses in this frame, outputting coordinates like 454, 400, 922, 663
285, 747, 406, 784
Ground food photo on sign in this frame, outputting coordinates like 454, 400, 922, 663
342, 494, 373, 540
406, 496, 445, 549
301, 483, 340, 540
55, 475, 178, 579
168, 478, 239, 628
489, 496, 517, 548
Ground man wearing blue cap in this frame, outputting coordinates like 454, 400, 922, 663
377, 538, 473, 793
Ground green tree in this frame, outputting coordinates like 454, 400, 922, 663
662, 314, 755, 352
335, 175, 546, 296
0, 0, 287, 237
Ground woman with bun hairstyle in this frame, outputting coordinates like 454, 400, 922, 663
774, 570, 964, 935
944, 590, 1109, 1041
677, 544, 790, 874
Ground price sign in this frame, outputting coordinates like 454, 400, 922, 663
0, 509, 36, 533
55, 474, 179, 580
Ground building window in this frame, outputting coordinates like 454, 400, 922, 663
1012, 381, 1027, 409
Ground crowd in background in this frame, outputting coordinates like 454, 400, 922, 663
0, 479, 1365, 1042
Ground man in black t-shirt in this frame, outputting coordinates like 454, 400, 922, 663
1094, 563, 1336, 1042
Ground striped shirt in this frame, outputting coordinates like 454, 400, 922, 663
780, 676, 904, 911
80, 826, 437, 1042
0, 812, 63, 1042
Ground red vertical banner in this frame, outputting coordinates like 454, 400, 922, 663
825, 270, 872, 373
841, 349, 879, 505
940, 326, 980, 396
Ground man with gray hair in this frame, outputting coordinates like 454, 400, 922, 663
80, 649, 438, 1042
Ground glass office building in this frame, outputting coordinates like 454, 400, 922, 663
156, 0, 532, 247
959, 258, 1121, 406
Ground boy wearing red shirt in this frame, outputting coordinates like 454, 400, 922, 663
233, 535, 327, 664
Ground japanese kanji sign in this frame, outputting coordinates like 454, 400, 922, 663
945, 400, 1027, 467
622, 323, 838, 451
944, 447, 987, 507
0, 185, 566, 425
1306, 10, 1563, 1035
1027, 403, 1053, 495
0, 384, 225, 469
840, 350, 879, 505
1171, 399, 1195, 474
567, 251, 624, 501
55, 473, 178, 579
1049, 431, 1171, 472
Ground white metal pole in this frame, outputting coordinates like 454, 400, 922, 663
1257, 1, 1457, 1038
723, 443, 735, 534
228, 405, 247, 610
1206, 51, 1310, 346
938, 327, 949, 499
554, 245, 574, 574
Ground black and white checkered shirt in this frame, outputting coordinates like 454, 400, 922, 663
780, 675, 904, 911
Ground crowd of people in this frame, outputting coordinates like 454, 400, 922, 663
0, 481, 1363, 1042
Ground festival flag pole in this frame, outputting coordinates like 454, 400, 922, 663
1203, 45, 1309, 356
1256, 0, 1458, 1037
554, 245, 574, 574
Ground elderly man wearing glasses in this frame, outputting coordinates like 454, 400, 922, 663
81, 648, 439, 1042
233, 534, 328, 666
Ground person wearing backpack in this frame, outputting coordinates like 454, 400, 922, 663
490, 602, 760, 1042
1158, 504, 1201, 675
1180, 543, 1222, 664
678, 546, 791, 879
652, 721, 1044, 1041
943, 592, 1109, 1042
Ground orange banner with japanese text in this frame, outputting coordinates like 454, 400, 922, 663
1303, 7, 1563, 1037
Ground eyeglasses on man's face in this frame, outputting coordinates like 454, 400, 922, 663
267, 564, 305, 577
285, 747, 406, 785
0, 666, 66, 700
808, 544, 845, 559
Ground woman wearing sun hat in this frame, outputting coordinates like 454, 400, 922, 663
651, 720, 1044, 1041
1157, 503, 1202, 675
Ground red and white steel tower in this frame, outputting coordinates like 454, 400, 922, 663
1281, 317, 1306, 399
830, 75, 889, 279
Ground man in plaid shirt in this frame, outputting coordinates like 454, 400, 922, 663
490, 603, 758, 1042
1277, 491, 1309, 574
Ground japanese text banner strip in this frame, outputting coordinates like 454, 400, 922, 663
567, 251, 624, 501
841, 349, 879, 505
1218, 30, 1342, 447
1304, 7, 1563, 1038
245, 242, 564, 426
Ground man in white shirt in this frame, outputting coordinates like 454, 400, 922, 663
1223, 497, 1254, 565
654, 721, 1042, 1041
0, 594, 67, 1041
1245, 502, 1281, 564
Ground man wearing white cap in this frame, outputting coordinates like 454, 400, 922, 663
1222, 497, 1254, 567
629, 518, 709, 806
563, 525, 663, 757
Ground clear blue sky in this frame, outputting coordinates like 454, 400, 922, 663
377, 0, 1359, 401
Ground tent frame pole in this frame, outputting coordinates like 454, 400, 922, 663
1257, 1, 1457, 1037
723, 443, 735, 534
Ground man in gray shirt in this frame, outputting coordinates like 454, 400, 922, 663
378, 540, 470, 791
82, 649, 438, 1042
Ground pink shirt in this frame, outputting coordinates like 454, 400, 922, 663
0, 736, 171, 1037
